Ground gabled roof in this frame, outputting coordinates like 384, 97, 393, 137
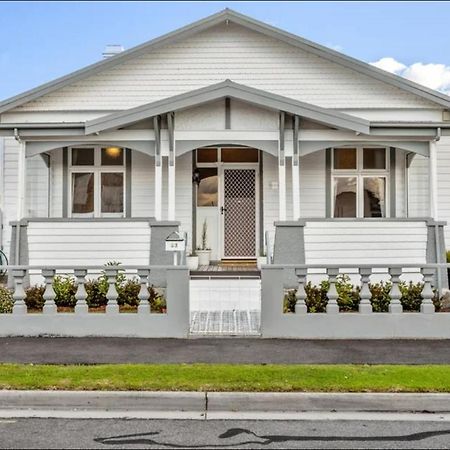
85, 80, 370, 135
1, 8, 450, 113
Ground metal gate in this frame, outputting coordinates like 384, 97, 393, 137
223, 169, 256, 258
189, 277, 261, 336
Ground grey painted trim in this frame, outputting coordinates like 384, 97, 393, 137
26, 140, 155, 158
426, 221, 448, 290
293, 116, 299, 166
390, 147, 396, 218
153, 116, 161, 166
295, 217, 443, 224
62, 147, 68, 218
126, 149, 132, 218
85, 80, 370, 135
1, 9, 449, 114
372, 122, 450, 129
279, 111, 285, 167
325, 148, 332, 218
176, 140, 279, 157
192, 150, 197, 251
300, 140, 429, 158
17, 217, 155, 224
259, 151, 264, 255
225, 97, 231, 129
167, 112, 175, 166
0, 123, 84, 129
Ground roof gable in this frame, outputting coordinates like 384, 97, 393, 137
1, 8, 449, 113
85, 80, 370, 134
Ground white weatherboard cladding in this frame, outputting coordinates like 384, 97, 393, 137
26, 154, 49, 218
27, 221, 151, 266
304, 221, 428, 265
14, 23, 436, 112
407, 154, 430, 218
230, 99, 278, 130
262, 153, 279, 236
436, 137, 450, 246
175, 100, 225, 130
395, 149, 406, 218
50, 149, 63, 217
300, 150, 326, 218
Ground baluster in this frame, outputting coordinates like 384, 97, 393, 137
294, 268, 307, 314
41, 269, 57, 314
137, 268, 150, 314
74, 269, 88, 315
420, 267, 436, 314
358, 267, 373, 314
389, 267, 403, 313
105, 267, 119, 314
12, 269, 27, 315
326, 268, 340, 314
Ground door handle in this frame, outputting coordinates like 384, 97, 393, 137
220, 206, 227, 215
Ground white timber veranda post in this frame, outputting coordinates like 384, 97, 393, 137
15, 133, 26, 221
292, 115, 300, 220
153, 116, 162, 221
429, 139, 438, 219
167, 112, 176, 221
278, 111, 286, 221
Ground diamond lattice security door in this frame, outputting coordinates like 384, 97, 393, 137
223, 169, 256, 257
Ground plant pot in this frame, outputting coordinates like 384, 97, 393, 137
197, 250, 211, 267
257, 256, 267, 270
186, 256, 199, 271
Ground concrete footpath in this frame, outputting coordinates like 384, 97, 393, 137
1, 391, 450, 420
3, 337, 450, 364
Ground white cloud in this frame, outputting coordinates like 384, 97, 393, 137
370, 57, 450, 95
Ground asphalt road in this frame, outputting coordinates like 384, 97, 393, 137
3, 337, 450, 364
2, 418, 450, 449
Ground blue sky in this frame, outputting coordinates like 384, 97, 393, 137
1, 1, 450, 100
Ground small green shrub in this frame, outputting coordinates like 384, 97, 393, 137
305, 281, 329, 313
53, 275, 77, 307
369, 281, 391, 312
0, 286, 13, 313
335, 274, 360, 312
85, 279, 108, 308
24, 285, 45, 311
447, 250, 450, 263
117, 278, 140, 307
149, 286, 166, 313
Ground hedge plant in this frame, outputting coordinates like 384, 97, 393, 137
0, 286, 13, 313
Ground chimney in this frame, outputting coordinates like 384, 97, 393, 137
102, 44, 124, 59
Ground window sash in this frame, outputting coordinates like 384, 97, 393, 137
68, 146, 125, 218
331, 147, 390, 218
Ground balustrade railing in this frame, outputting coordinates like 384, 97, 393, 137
0, 265, 165, 315
292, 264, 449, 315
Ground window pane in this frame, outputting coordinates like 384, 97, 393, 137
101, 147, 124, 166
101, 173, 124, 213
364, 177, 386, 218
333, 177, 357, 217
72, 173, 94, 214
334, 148, 357, 170
197, 168, 218, 207
197, 148, 218, 163
72, 148, 94, 166
363, 148, 386, 170
221, 148, 259, 163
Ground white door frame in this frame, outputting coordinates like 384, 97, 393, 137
219, 163, 259, 259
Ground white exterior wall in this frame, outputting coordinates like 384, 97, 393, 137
407, 154, 430, 218
49, 149, 63, 217
436, 137, 450, 247
27, 221, 151, 266
300, 150, 326, 218
26, 154, 49, 218
14, 23, 436, 113
304, 221, 428, 265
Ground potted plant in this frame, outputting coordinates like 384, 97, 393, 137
196, 220, 211, 266
186, 251, 199, 270
257, 252, 267, 270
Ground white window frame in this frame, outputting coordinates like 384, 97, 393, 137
68, 146, 126, 218
331, 146, 390, 218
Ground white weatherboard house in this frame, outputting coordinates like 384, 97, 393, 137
0, 8, 449, 327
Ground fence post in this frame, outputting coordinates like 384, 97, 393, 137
326, 267, 340, 314
137, 268, 151, 314
74, 269, 88, 315
105, 267, 119, 314
420, 267, 436, 314
41, 268, 57, 314
12, 269, 27, 314
359, 267, 373, 314
389, 267, 403, 313
294, 268, 307, 314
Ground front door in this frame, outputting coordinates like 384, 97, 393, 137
222, 168, 257, 258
